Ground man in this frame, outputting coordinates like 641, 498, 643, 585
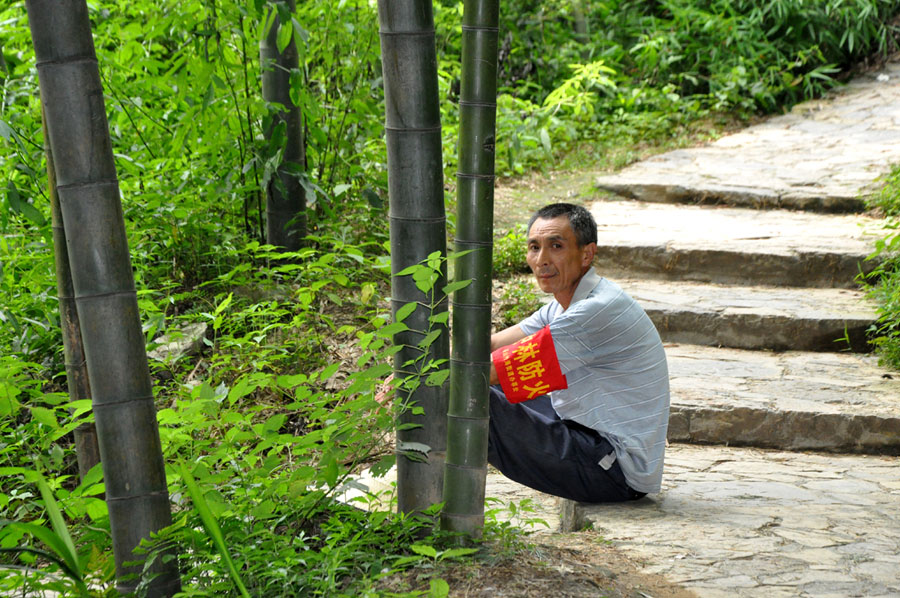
487, 203, 669, 503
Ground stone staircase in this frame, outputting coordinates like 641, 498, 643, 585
588, 200, 900, 454
551, 61, 900, 598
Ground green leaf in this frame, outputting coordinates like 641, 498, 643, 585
395, 264, 421, 277
425, 370, 449, 387
410, 543, 438, 558
34, 475, 81, 576
439, 547, 479, 560
417, 330, 442, 349
6, 182, 46, 226
429, 578, 450, 597
395, 302, 417, 322
540, 127, 552, 155
442, 279, 472, 294
30, 406, 58, 428
213, 292, 233, 317
429, 311, 449, 325
0, 119, 13, 141
179, 463, 251, 598
276, 21, 293, 53
397, 441, 431, 458
375, 321, 409, 338
320, 454, 339, 488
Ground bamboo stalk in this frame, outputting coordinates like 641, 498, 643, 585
377, 0, 450, 515
26, 2, 180, 595
442, 0, 500, 537
261, 0, 307, 250
43, 106, 101, 482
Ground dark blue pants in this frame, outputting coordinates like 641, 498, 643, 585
487, 387, 644, 503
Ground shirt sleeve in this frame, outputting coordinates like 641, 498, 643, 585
518, 300, 558, 335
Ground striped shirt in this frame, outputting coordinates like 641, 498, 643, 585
519, 270, 670, 493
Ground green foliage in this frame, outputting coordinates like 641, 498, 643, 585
492, 226, 528, 278
868, 164, 900, 217
494, 277, 546, 331
862, 165, 900, 368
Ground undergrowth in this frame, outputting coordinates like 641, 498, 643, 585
863, 165, 900, 368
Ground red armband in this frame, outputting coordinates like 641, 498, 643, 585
491, 325, 567, 403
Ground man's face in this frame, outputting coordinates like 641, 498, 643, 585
526, 216, 596, 302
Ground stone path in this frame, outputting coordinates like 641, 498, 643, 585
594, 60, 900, 212
557, 59, 900, 598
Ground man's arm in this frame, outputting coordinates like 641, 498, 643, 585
490, 324, 527, 352
489, 325, 527, 385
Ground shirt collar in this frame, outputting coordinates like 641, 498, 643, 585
565, 269, 602, 311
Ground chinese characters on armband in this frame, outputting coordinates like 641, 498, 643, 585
491, 325, 567, 403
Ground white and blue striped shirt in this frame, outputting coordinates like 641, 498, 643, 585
519, 270, 670, 493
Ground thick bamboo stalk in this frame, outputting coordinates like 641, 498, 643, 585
26, 2, 180, 595
43, 108, 101, 482
377, 0, 449, 515
442, 0, 500, 537
261, 0, 307, 250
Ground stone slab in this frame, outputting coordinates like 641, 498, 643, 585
561, 444, 900, 598
595, 60, 900, 213
614, 278, 876, 352
589, 200, 883, 288
666, 344, 900, 454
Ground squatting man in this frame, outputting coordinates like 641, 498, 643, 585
380, 202, 670, 503
486, 203, 669, 502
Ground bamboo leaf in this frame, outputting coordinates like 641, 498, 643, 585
0, 545, 90, 596
178, 463, 251, 598
34, 474, 80, 576
213, 292, 233, 317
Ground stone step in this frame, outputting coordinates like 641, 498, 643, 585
666, 343, 900, 454
559, 443, 900, 598
594, 61, 900, 214
614, 278, 876, 353
589, 200, 883, 288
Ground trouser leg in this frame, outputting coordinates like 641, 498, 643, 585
486, 387, 640, 503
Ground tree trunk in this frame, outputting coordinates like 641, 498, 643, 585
43, 108, 101, 483
261, 0, 307, 250
26, 2, 180, 595
574, 1, 590, 60
377, 0, 450, 515
441, 0, 500, 537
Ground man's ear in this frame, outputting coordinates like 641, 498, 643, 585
582, 242, 597, 266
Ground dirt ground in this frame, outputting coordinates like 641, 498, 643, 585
377, 530, 697, 598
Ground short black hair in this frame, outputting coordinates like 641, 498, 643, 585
527, 203, 597, 247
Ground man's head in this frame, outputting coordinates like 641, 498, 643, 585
527, 203, 598, 248
525, 203, 598, 308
